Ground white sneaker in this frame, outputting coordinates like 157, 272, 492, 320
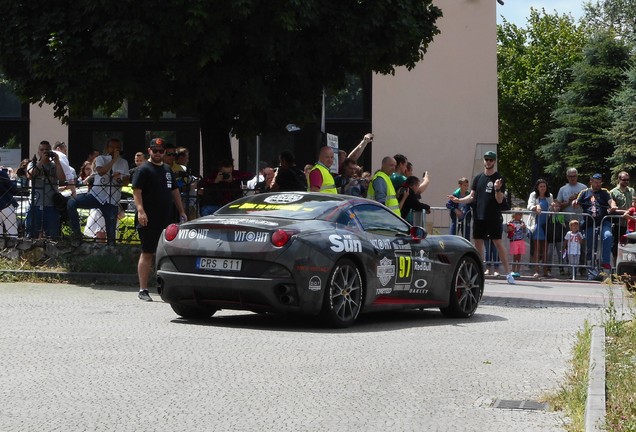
493, 272, 500, 277
506, 273, 516, 285
484, 269, 490, 275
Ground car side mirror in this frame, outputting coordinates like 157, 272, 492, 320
410, 226, 427, 243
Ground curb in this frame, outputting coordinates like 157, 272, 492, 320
0, 269, 138, 287
585, 326, 606, 432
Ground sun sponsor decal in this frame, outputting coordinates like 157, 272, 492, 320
329, 234, 362, 253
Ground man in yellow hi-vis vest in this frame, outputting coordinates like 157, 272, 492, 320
308, 146, 337, 194
368, 156, 400, 215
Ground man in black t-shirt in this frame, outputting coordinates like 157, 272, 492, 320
269, 150, 307, 192
449, 151, 515, 284
132, 138, 187, 302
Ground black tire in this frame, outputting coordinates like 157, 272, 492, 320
321, 258, 363, 328
170, 303, 216, 319
440, 255, 483, 318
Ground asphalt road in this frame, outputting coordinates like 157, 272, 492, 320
0, 279, 629, 432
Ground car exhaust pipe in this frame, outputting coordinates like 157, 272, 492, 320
156, 276, 164, 295
280, 295, 294, 305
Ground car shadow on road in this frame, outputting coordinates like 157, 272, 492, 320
169, 309, 508, 333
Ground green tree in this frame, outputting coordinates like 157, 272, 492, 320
497, 9, 585, 198
607, 61, 636, 177
538, 32, 630, 182
583, 0, 636, 42
0, 0, 442, 167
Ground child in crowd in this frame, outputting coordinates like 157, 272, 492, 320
507, 209, 527, 277
563, 219, 584, 269
623, 197, 636, 234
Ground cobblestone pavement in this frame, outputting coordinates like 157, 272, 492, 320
0, 281, 627, 432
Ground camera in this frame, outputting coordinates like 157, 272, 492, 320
221, 172, 230, 180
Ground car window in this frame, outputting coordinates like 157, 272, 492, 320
334, 209, 361, 229
351, 204, 411, 236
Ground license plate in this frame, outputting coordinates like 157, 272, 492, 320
196, 257, 242, 271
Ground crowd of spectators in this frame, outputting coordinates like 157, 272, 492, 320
0, 134, 630, 284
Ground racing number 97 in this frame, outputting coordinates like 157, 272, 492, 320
396, 255, 412, 284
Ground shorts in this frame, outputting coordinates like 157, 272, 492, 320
510, 239, 526, 255
473, 218, 503, 240
138, 226, 164, 253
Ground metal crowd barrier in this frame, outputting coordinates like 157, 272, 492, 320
0, 181, 142, 244
416, 207, 619, 281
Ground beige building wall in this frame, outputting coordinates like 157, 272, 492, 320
29, 103, 68, 156
372, 0, 498, 208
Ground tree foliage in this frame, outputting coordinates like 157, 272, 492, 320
0, 0, 442, 165
538, 32, 630, 182
497, 9, 585, 198
607, 61, 636, 178
583, 0, 636, 42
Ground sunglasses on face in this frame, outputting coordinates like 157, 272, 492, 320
484, 158, 495, 162
165, 152, 177, 156
620, 178, 630, 181
150, 148, 165, 154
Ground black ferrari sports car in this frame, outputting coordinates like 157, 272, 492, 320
157, 192, 484, 327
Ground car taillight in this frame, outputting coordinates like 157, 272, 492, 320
165, 224, 179, 241
271, 229, 293, 247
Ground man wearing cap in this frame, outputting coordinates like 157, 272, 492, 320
308, 146, 337, 193
449, 150, 515, 284
133, 138, 187, 301
367, 156, 400, 215
609, 171, 634, 262
573, 173, 617, 274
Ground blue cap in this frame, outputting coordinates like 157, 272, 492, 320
591, 173, 602, 180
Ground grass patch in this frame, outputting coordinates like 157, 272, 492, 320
548, 285, 636, 432
546, 320, 592, 432
604, 297, 636, 431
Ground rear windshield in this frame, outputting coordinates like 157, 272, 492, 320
217, 193, 346, 220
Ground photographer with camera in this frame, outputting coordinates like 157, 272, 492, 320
26, 140, 66, 239
197, 159, 244, 216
